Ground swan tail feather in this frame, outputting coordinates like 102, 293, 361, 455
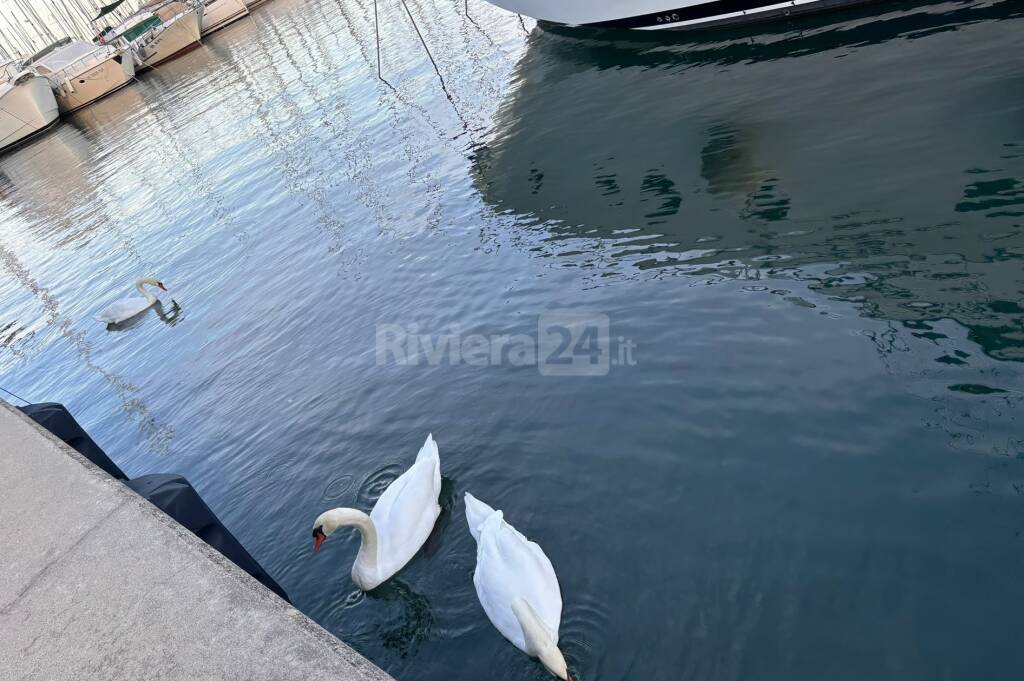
464, 492, 498, 543
416, 432, 439, 463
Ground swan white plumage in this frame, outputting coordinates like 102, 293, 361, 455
312, 434, 442, 591
97, 277, 168, 325
465, 493, 570, 680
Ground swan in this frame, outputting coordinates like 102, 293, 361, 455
312, 434, 442, 591
465, 493, 571, 680
97, 277, 168, 325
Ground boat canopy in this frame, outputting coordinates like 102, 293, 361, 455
32, 41, 107, 72
114, 13, 164, 42
23, 37, 73, 67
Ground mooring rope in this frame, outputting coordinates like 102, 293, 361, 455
0, 384, 31, 404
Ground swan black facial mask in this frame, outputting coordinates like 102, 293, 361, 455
308, 434, 441, 590
312, 526, 326, 553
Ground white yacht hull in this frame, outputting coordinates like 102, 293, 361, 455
135, 6, 204, 69
201, 0, 250, 34
52, 52, 136, 114
0, 74, 60, 153
487, 0, 882, 30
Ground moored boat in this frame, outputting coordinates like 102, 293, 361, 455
201, 0, 250, 34
102, 0, 205, 70
24, 38, 136, 115
483, 0, 886, 31
0, 61, 60, 154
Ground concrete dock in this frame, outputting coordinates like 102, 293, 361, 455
0, 400, 394, 681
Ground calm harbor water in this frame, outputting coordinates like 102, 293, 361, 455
2, 0, 1023, 678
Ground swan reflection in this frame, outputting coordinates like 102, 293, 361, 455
365, 579, 435, 657
105, 299, 183, 331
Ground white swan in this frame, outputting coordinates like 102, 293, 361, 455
97, 277, 168, 325
465, 493, 570, 680
312, 434, 442, 591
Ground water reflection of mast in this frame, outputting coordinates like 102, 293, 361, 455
0, 242, 174, 454
69, 103, 177, 267
229, 8, 360, 252
64, 89, 161, 271
129, 67, 250, 248
349, 0, 479, 228
411, 0, 533, 131
239, 2, 446, 248
365, 0, 478, 135
336, 0, 470, 147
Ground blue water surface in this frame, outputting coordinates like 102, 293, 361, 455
1, 0, 1023, 678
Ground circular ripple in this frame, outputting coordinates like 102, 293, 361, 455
558, 592, 612, 678
322, 473, 354, 501
356, 462, 405, 507
341, 588, 366, 609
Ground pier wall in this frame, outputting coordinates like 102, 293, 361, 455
0, 399, 394, 681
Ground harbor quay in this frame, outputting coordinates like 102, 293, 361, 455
0, 399, 394, 681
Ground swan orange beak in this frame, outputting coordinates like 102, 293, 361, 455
313, 527, 326, 553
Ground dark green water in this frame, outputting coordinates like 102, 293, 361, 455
1, 0, 1023, 678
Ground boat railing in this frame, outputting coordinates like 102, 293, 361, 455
35, 43, 125, 80
142, 0, 200, 20
138, 26, 163, 44
0, 61, 21, 81
2, 60, 49, 85
113, 0, 196, 47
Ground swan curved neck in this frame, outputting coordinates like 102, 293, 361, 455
512, 597, 555, 654
512, 598, 567, 679
135, 278, 159, 304
323, 508, 379, 579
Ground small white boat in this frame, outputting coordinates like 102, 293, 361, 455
201, 0, 249, 35
103, 0, 204, 70
0, 62, 60, 154
25, 38, 135, 115
484, 0, 883, 31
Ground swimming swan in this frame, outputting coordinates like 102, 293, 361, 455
465, 492, 571, 680
312, 434, 442, 591
97, 277, 168, 325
